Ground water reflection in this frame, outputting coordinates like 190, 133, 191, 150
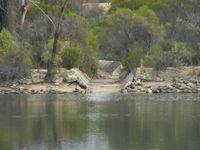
0, 94, 200, 150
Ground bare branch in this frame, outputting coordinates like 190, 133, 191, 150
28, 0, 56, 30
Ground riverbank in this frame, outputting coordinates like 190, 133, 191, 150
0, 68, 90, 94
1, 63, 200, 94
123, 66, 200, 94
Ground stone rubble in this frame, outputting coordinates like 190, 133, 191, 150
122, 67, 200, 94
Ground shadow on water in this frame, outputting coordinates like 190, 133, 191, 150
0, 93, 200, 150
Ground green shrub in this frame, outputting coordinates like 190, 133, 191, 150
172, 42, 195, 66
0, 29, 32, 80
122, 45, 142, 71
143, 45, 167, 70
41, 39, 62, 68
95, 8, 163, 61
80, 39, 99, 76
84, 34, 99, 76
61, 43, 82, 69
105, 50, 117, 60
144, 41, 195, 70
81, 48, 99, 76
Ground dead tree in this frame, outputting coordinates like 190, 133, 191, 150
20, 0, 29, 30
45, 0, 69, 82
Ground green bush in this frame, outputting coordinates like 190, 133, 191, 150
143, 45, 167, 70
61, 43, 82, 69
41, 39, 62, 68
95, 8, 163, 61
105, 50, 117, 60
0, 29, 32, 80
122, 45, 142, 71
144, 41, 195, 70
80, 37, 99, 76
172, 42, 195, 66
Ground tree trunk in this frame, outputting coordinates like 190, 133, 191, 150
0, 0, 8, 31
45, 31, 60, 82
20, 0, 29, 30
45, 0, 69, 82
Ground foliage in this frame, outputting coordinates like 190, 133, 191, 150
79, 33, 99, 76
0, 29, 32, 80
110, 0, 173, 11
95, 7, 163, 61
2, 0, 200, 79
41, 39, 62, 68
122, 45, 142, 71
144, 41, 195, 70
61, 42, 82, 69
80, 4, 106, 24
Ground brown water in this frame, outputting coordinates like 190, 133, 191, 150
0, 94, 200, 150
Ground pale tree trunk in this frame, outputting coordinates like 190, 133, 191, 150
45, 0, 69, 82
20, 0, 29, 30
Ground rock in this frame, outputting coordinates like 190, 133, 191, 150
155, 77, 164, 82
144, 85, 151, 88
152, 89, 160, 93
74, 86, 85, 93
147, 89, 153, 94
58, 68, 90, 90
18, 86, 25, 93
135, 80, 143, 86
99, 60, 123, 76
11, 84, 17, 89
190, 79, 198, 84
121, 72, 134, 90
53, 77, 63, 86
172, 83, 182, 89
31, 78, 44, 84
122, 89, 128, 94
168, 85, 174, 90
31, 90, 38, 94
186, 83, 194, 87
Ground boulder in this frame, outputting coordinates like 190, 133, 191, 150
56, 68, 90, 92
121, 72, 134, 90
99, 60, 123, 76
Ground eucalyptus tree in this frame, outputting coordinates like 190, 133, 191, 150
45, 0, 69, 81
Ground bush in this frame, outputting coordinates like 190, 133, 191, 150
79, 35, 99, 76
0, 29, 32, 80
144, 41, 195, 70
41, 39, 62, 68
61, 39, 99, 76
95, 8, 163, 61
172, 42, 195, 66
61, 42, 82, 69
122, 45, 142, 72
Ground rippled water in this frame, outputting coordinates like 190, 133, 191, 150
0, 93, 200, 150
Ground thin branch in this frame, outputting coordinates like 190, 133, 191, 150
28, 0, 56, 31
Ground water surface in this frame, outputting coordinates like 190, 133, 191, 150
0, 94, 200, 150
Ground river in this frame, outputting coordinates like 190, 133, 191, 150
0, 94, 200, 150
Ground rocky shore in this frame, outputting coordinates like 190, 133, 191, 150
0, 68, 90, 94
122, 67, 200, 94
1, 64, 200, 94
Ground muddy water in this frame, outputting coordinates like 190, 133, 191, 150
0, 94, 200, 150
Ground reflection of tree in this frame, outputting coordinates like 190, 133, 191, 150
0, 94, 91, 150
1, 95, 200, 150
99, 99, 200, 150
